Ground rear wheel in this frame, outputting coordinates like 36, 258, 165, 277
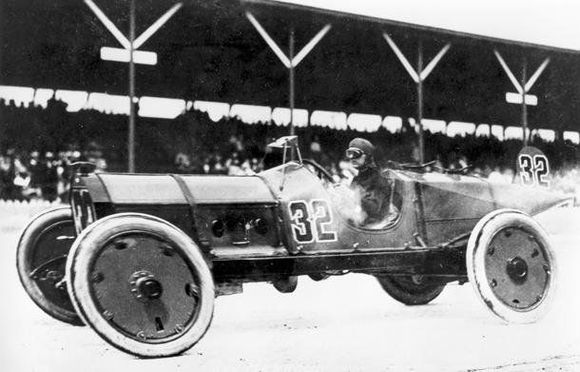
16, 207, 83, 325
375, 275, 445, 305
66, 213, 214, 357
308, 273, 330, 281
272, 275, 298, 293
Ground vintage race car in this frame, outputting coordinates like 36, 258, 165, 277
16, 136, 571, 357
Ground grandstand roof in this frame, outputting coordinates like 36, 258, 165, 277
2, 0, 580, 131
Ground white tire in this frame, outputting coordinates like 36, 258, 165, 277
16, 206, 83, 325
467, 209, 556, 323
66, 213, 214, 357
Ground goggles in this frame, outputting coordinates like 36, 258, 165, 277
346, 148, 364, 160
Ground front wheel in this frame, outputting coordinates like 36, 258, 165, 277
66, 213, 215, 357
375, 275, 446, 305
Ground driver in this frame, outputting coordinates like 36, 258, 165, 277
346, 138, 392, 226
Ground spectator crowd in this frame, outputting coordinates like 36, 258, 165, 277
0, 145, 107, 202
0, 97, 578, 202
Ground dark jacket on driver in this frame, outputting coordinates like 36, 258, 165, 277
351, 164, 391, 224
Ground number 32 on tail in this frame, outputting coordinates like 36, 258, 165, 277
517, 146, 550, 187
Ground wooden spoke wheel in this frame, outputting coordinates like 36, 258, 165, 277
16, 207, 83, 325
66, 213, 214, 357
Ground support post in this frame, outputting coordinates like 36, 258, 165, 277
85, 0, 183, 171
417, 42, 425, 163
383, 33, 449, 164
289, 28, 295, 137
246, 13, 330, 140
128, 0, 136, 173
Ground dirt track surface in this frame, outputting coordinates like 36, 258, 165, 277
1, 207, 579, 371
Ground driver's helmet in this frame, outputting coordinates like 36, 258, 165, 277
346, 138, 375, 163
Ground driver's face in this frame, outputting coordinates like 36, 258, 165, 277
350, 153, 367, 169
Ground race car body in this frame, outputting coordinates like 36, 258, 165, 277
17, 136, 571, 357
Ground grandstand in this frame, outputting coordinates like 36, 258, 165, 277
0, 0, 579, 200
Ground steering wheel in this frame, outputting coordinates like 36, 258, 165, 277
302, 159, 336, 186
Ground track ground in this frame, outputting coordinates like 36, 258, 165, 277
1, 207, 579, 371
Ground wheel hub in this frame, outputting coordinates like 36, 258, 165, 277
137, 278, 163, 300
506, 256, 528, 284
130, 270, 163, 301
